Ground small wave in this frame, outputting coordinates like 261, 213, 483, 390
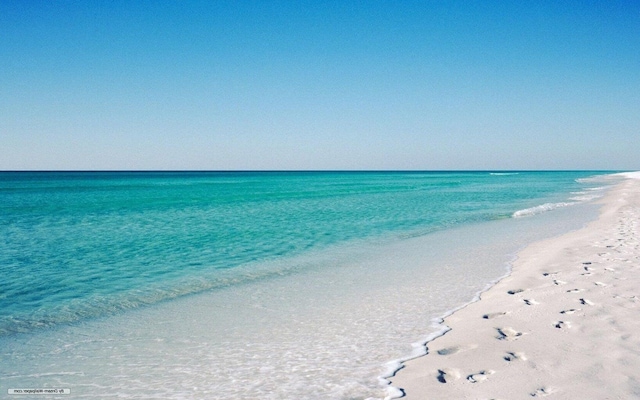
574, 174, 613, 184
569, 193, 603, 202
512, 202, 576, 218
514, 179, 612, 218
490, 172, 519, 176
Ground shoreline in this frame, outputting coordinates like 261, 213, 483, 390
389, 171, 640, 399
0, 172, 625, 399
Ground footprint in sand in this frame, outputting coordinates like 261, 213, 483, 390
531, 387, 554, 397
436, 368, 461, 383
503, 351, 527, 361
496, 327, 523, 341
579, 298, 594, 306
523, 299, 539, 306
436, 344, 477, 355
467, 370, 495, 383
554, 320, 571, 329
483, 311, 508, 319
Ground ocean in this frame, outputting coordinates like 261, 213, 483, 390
0, 171, 619, 399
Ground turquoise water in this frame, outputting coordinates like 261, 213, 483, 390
0, 171, 606, 335
0, 171, 618, 399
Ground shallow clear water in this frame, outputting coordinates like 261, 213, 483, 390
0, 171, 618, 399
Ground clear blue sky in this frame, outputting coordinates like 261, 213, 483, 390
1, 1, 638, 170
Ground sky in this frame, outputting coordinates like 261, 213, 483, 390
1, 0, 639, 170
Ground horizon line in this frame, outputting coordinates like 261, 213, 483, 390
0, 169, 630, 173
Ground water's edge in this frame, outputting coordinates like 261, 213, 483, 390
0, 171, 621, 399
381, 177, 619, 399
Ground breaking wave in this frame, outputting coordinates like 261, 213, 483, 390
512, 202, 577, 218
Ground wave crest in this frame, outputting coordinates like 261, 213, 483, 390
512, 202, 576, 218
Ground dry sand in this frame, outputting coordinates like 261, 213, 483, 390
390, 172, 640, 399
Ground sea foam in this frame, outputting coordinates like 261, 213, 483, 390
512, 202, 577, 218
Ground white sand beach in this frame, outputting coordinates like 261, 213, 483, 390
391, 172, 640, 399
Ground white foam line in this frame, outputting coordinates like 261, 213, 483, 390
569, 194, 603, 202
512, 202, 577, 218
514, 173, 624, 218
